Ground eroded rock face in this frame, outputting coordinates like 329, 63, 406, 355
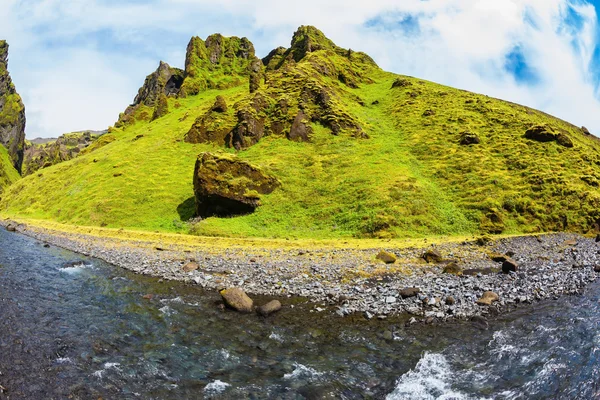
193, 152, 280, 217
0, 40, 26, 173
116, 61, 183, 127
185, 96, 235, 145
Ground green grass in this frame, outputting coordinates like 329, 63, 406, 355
2, 28, 600, 239
0, 145, 20, 195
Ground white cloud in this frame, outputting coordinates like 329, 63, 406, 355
0, 0, 598, 137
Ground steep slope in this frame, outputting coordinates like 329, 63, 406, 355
0, 40, 25, 174
0, 144, 19, 196
1, 27, 599, 239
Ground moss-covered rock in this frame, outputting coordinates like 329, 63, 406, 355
193, 152, 280, 217
0, 40, 25, 173
22, 130, 106, 176
180, 34, 256, 97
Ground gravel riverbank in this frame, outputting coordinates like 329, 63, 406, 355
3, 219, 600, 323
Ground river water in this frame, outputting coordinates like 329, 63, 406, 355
1, 228, 599, 399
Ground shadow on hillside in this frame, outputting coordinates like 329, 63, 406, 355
177, 196, 196, 221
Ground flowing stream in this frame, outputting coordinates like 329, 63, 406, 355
1, 229, 599, 399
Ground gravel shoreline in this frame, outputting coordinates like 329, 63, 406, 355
3, 219, 600, 323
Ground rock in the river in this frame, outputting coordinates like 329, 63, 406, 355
256, 300, 282, 316
193, 152, 280, 217
376, 250, 397, 264
5, 223, 15, 232
423, 249, 443, 263
476, 291, 499, 306
219, 288, 254, 313
502, 258, 518, 273
400, 287, 420, 299
182, 261, 199, 272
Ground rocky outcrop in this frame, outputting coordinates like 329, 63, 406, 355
460, 132, 480, 145
22, 130, 106, 176
185, 96, 235, 145
525, 125, 574, 148
116, 61, 183, 127
180, 34, 256, 97
376, 250, 397, 264
193, 152, 280, 217
0, 41, 25, 173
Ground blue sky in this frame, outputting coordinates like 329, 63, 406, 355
0, 0, 599, 137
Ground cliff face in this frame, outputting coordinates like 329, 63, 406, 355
0, 40, 25, 173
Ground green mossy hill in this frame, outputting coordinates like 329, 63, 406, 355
0, 40, 26, 173
0, 144, 19, 195
1, 26, 600, 239
23, 130, 107, 176
185, 25, 377, 150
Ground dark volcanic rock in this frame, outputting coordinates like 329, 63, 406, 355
525, 125, 574, 148
460, 132, 480, 145
502, 258, 518, 273
287, 110, 312, 142
0, 40, 26, 173
193, 152, 280, 217
185, 97, 235, 145
133, 61, 184, 107
211, 96, 228, 113
423, 249, 443, 263
249, 57, 263, 93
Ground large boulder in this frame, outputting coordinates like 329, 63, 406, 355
193, 152, 280, 217
0, 40, 25, 173
219, 288, 253, 312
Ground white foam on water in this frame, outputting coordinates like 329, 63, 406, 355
92, 362, 121, 379
269, 331, 284, 343
59, 262, 93, 274
160, 297, 184, 304
159, 306, 175, 315
386, 353, 470, 400
55, 357, 72, 364
283, 363, 323, 381
204, 380, 231, 396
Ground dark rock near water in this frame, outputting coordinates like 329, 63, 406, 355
5, 223, 15, 232
219, 287, 253, 312
257, 300, 282, 316
442, 262, 461, 275
182, 261, 199, 272
193, 152, 280, 217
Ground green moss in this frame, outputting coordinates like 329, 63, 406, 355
2, 28, 600, 239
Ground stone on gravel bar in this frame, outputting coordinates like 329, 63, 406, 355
182, 261, 199, 272
423, 249, 443, 263
400, 287, 420, 299
5, 224, 16, 232
257, 300, 282, 316
502, 258, 518, 273
376, 250, 397, 264
220, 288, 254, 313
476, 291, 499, 306
442, 262, 461, 275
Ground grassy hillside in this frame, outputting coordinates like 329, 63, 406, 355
0, 145, 20, 195
1, 27, 599, 239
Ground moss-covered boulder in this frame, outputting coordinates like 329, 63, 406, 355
0, 40, 25, 173
193, 152, 280, 217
